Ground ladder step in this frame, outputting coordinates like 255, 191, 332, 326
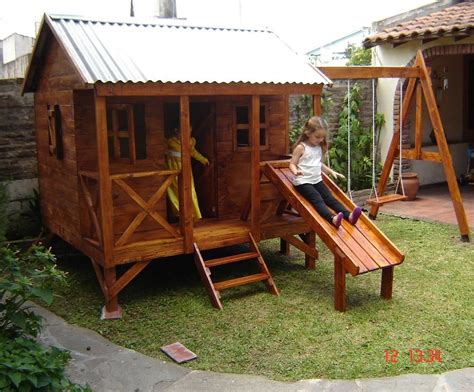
366, 194, 408, 206
213, 273, 269, 291
204, 251, 259, 267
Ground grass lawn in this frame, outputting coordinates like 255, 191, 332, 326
45, 214, 473, 381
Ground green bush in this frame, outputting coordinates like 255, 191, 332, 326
289, 93, 333, 147
345, 43, 372, 66
0, 246, 90, 391
0, 336, 88, 391
329, 83, 382, 191
0, 246, 64, 338
0, 183, 8, 243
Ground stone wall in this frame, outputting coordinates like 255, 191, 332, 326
0, 78, 37, 213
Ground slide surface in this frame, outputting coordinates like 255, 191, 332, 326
264, 163, 404, 276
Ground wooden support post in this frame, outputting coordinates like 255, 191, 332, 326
94, 94, 114, 265
369, 78, 417, 219
251, 95, 261, 240
95, 93, 122, 319
415, 82, 423, 159
312, 92, 322, 116
102, 267, 122, 319
279, 238, 290, 256
415, 52, 470, 242
334, 248, 346, 312
179, 95, 194, 252
381, 266, 394, 299
304, 231, 316, 270
284, 94, 290, 155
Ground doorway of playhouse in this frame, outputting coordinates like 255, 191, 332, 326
190, 102, 217, 219
163, 101, 217, 221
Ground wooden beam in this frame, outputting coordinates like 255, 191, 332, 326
401, 149, 442, 163
108, 260, 151, 299
179, 95, 194, 252
94, 94, 114, 266
313, 93, 321, 116
415, 82, 423, 159
317, 66, 419, 80
415, 51, 470, 241
251, 95, 261, 240
304, 231, 316, 270
334, 248, 346, 312
381, 266, 394, 299
369, 78, 417, 219
281, 234, 318, 260
95, 82, 324, 97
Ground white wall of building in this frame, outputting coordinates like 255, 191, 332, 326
2, 34, 34, 64
374, 36, 474, 185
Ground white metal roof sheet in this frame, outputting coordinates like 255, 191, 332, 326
45, 14, 331, 86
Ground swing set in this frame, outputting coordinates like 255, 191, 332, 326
319, 50, 470, 242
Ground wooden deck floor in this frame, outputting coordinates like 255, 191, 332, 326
111, 214, 310, 264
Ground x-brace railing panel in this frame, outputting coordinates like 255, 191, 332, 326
113, 170, 181, 246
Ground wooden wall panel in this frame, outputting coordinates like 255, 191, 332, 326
34, 36, 84, 250
216, 95, 288, 218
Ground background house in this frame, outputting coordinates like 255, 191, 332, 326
365, 0, 474, 185
307, 27, 371, 66
1, 33, 34, 79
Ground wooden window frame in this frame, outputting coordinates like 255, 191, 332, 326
107, 104, 137, 164
47, 104, 64, 159
233, 103, 268, 151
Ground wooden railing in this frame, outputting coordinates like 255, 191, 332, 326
79, 171, 101, 247
79, 169, 181, 249
111, 170, 180, 246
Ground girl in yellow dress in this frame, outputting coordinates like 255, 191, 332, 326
166, 128, 209, 220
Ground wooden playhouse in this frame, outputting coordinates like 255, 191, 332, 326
23, 14, 406, 317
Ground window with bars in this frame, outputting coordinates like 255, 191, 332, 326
234, 104, 268, 151
106, 104, 146, 163
47, 104, 64, 159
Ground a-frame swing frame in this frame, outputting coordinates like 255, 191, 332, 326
319, 50, 470, 242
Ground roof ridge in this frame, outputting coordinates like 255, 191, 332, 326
47, 13, 270, 34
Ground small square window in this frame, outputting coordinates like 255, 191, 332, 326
233, 104, 268, 151
236, 106, 249, 124
237, 129, 250, 146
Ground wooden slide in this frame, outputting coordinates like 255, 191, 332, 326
264, 162, 404, 311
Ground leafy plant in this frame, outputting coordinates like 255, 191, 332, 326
345, 43, 372, 66
0, 246, 65, 338
329, 82, 380, 191
0, 183, 8, 243
289, 93, 333, 147
0, 336, 89, 391
0, 245, 89, 391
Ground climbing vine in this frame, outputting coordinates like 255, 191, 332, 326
328, 83, 382, 191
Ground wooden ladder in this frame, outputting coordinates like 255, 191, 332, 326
193, 232, 279, 310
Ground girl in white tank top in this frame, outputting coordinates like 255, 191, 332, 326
289, 116, 362, 228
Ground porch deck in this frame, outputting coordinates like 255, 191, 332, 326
110, 213, 310, 265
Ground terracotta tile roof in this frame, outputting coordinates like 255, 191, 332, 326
364, 1, 474, 48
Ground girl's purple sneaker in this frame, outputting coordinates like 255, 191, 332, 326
332, 212, 343, 228
349, 207, 362, 225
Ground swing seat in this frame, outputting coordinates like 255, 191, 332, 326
366, 194, 408, 207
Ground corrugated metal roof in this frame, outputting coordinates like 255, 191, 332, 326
43, 14, 331, 86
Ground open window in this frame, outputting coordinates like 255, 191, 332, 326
106, 104, 146, 163
47, 104, 64, 159
233, 104, 268, 151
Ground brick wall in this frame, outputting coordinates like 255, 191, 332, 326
290, 79, 376, 144
0, 78, 37, 213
